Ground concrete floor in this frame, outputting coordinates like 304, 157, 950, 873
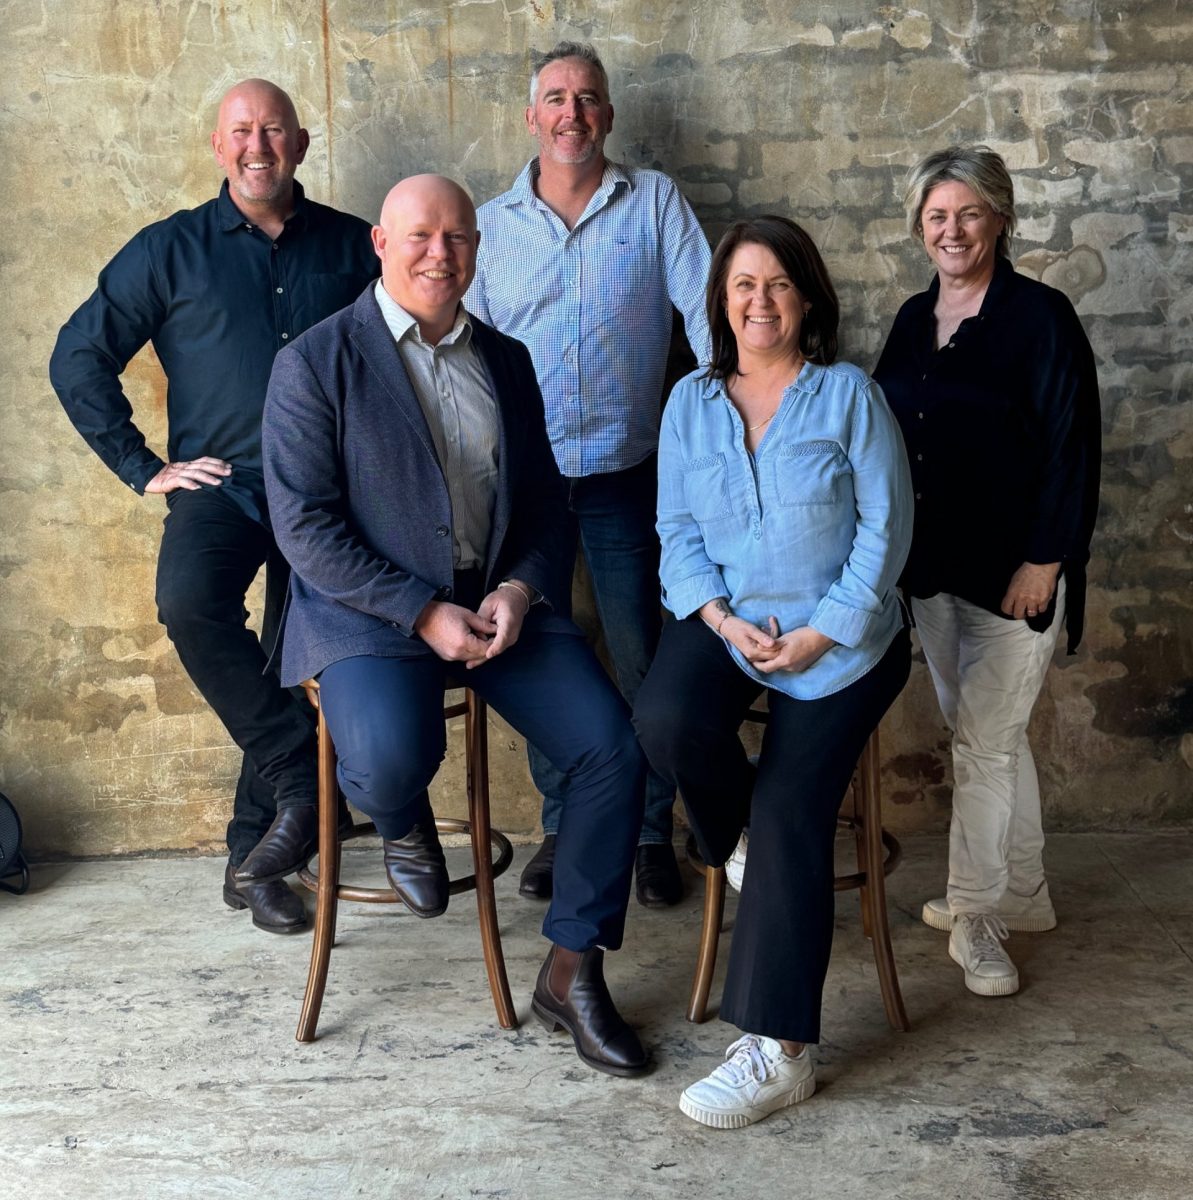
2, 831, 1191, 1200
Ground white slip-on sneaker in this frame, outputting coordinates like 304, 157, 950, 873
679, 1034, 815, 1129
949, 913, 1019, 996
725, 831, 748, 893
922, 880, 1057, 933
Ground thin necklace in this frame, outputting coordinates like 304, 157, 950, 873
746, 410, 777, 431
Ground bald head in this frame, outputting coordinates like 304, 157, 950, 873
372, 175, 479, 344
211, 78, 309, 223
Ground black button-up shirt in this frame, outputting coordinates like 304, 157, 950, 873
50, 181, 378, 522
874, 256, 1101, 652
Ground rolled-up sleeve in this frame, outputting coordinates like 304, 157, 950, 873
809, 380, 913, 648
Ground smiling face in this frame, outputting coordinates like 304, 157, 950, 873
919, 179, 1005, 287
526, 57, 613, 168
372, 175, 478, 343
724, 241, 809, 365
211, 80, 309, 215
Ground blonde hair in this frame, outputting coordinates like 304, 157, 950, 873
903, 144, 1016, 258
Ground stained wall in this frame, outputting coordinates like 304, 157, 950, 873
1, 0, 1189, 857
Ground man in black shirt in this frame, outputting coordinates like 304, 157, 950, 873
49, 79, 378, 934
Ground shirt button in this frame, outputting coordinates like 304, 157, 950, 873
918, 412, 925, 419
276, 287, 284, 294
921, 374, 927, 381
281, 332, 289, 340
916, 453, 923, 461
272, 243, 279, 251
436, 525, 449, 537
915, 492, 923, 500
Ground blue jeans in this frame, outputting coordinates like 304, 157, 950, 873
528, 455, 676, 846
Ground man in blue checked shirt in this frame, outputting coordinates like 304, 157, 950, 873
466, 41, 712, 907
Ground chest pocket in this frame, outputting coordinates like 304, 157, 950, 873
682, 452, 732, 522
774, 440, 850, 506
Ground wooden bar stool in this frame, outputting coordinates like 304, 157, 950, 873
687, 722, 910, 1033
294, 679, 518, 1042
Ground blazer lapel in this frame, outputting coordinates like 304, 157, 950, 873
471, 320, 518, 582
348, 289, 443, 470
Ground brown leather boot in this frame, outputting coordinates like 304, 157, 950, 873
532, 945, 649, 1077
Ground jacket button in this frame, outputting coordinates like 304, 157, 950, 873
435, 525, 449, 537
436, 585, 452, 600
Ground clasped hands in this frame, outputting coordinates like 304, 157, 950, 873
414, 582, 533, 669
700, 600, 835, 675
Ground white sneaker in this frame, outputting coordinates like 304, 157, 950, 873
725, 831, 748, 893
949, 914, 1019, 996
922, 880, 1057, 933
679, 1034, 815, 1129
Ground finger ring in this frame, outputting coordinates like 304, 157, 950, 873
1027, 609, 1037, 616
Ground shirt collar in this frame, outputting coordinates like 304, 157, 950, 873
700, 360, 826, 401
373, 280, 473, 349
216, 178, 309, 233
505, 157, 632, 209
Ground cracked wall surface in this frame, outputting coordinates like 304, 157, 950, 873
1, 0, 1189, 857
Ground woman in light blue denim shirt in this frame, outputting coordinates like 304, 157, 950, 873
635, 216, 913, 1128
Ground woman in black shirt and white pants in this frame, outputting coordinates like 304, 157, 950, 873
874, 145, 1101, 997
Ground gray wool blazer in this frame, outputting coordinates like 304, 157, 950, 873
262, 285, 579, 687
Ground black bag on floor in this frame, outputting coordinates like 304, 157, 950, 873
0, 791, 29, 895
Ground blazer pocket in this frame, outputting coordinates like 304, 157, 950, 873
682, 452, 732, 521
774, 440, 850, 506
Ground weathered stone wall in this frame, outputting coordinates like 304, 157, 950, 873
1, 0, 1189, 857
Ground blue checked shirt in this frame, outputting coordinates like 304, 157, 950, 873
658, 363, 913, 700
467, 159, 712, 478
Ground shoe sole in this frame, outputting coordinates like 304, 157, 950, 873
922, 900, 1057, 933
948, 942, 1020, 996
678, 1076, 816, 1129
222, 886, 308, 935
531, 999, 650, 1079
518, 881, 552, 900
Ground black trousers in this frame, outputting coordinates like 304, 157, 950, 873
634, 618, 910, 1044
154, 488, 317, 865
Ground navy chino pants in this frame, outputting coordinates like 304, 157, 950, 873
318, 630, 646, 953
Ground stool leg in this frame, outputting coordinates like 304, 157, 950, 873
465, 692, 518, 1030
297, 703, 341, 1043
687, 864, 726, 1023
857, 733, 910, 1033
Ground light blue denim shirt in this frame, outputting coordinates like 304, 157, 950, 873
658, 362, 913, 700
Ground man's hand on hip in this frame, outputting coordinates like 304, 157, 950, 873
414, 600, 497, 667
144, 457, 233, 494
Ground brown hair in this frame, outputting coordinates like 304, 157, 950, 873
705, 216, 839, 380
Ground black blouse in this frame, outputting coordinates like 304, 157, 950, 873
874, 256, 1101, 653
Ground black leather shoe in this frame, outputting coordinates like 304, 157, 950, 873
532, 945, 649, 1078
223, 863, 308, 935
635, 842, 684, 908
234, 804, 318, 885
383, 821, 449, 918
518, 835, 557, 899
